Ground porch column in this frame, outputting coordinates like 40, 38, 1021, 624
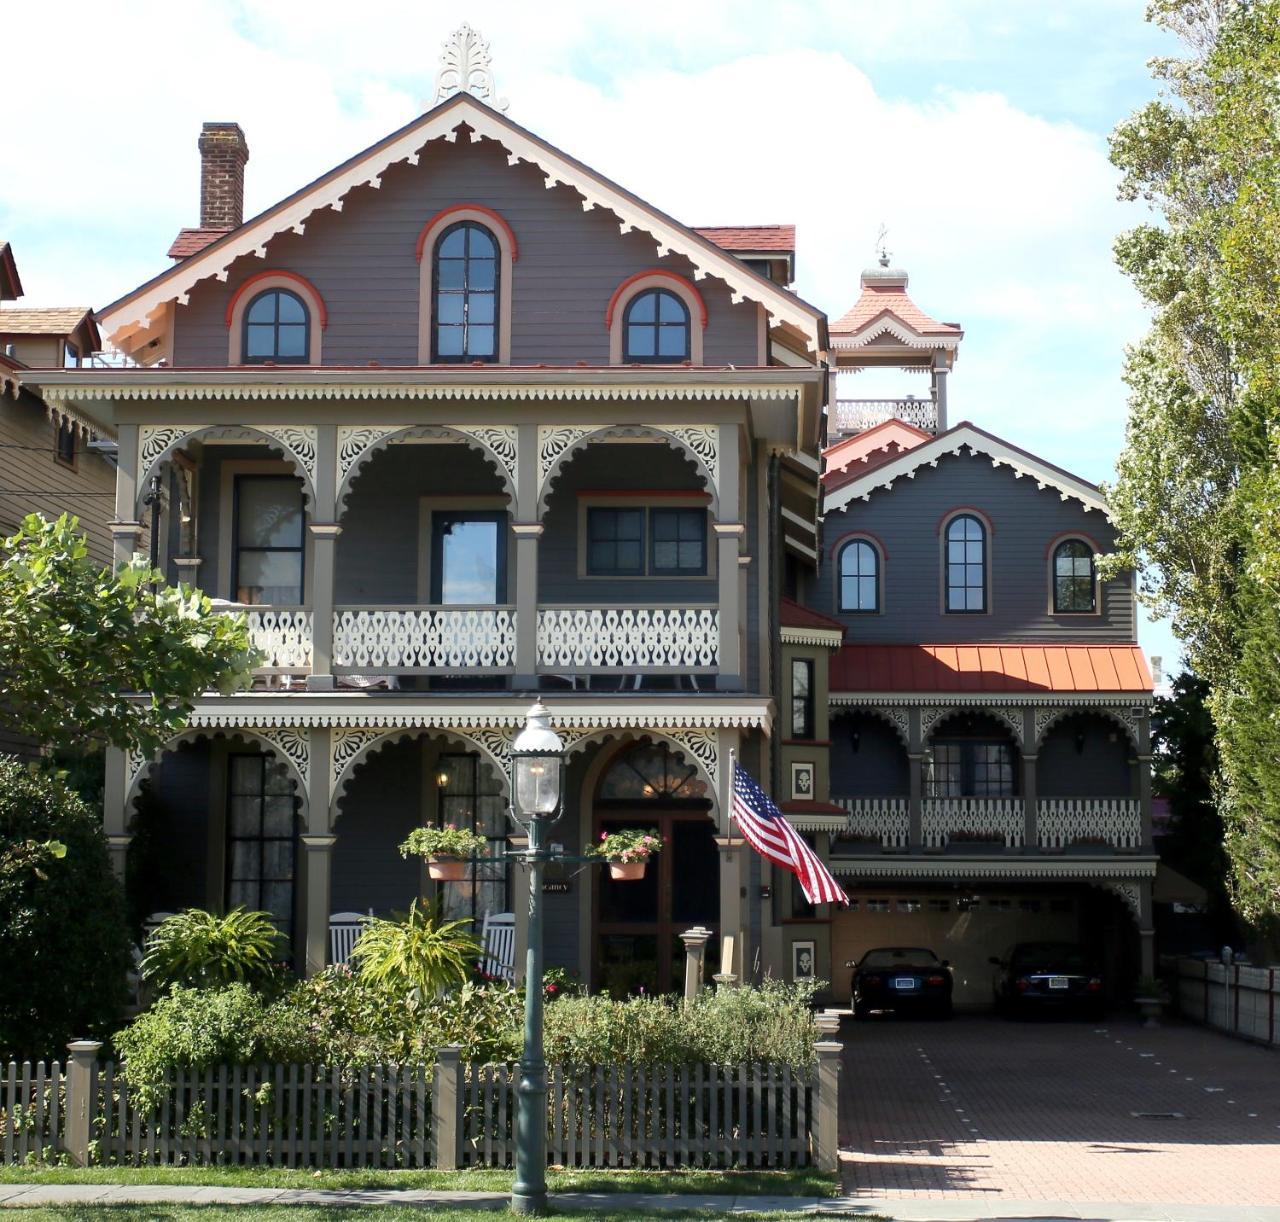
715, 726, 747, 982
1135, 708, 1155, 851
110, 423, 144, 569
1021, 707, 1038, 853
512, 525, 542, 687
931, 351, 949, 432
907, 708, 924, 851
301, 835, 337, 977
307, 425, 339, 691
301, 726, 333, 976
103, 745, 131, 880
1137, 878, 1156, 979
715, 421, 743, 691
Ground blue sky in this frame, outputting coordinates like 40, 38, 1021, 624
0, 0, 1182, 677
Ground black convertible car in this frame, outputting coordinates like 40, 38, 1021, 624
990, 941, 1105, 1017
850, 946, 953, 1018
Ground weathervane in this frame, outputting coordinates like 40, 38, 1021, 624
433, 23, 508, 111
875, 223, 891, 268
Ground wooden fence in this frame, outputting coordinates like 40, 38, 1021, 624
3, 1040, 841, 1171
1175, 958, 1280, 1047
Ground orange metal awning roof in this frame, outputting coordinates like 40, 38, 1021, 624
829, 644, 1152, 694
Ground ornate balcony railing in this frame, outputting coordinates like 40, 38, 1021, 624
833, 398, 938, 435
537, 605, 719, 671
332, 606, 517, 672
833, 797, 910, 849
217, 606, 313, 673
1037, 798, 1143, 851
921, 797, 1025, 849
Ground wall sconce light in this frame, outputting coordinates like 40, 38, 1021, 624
851, 729, 861, 753
436, 768, 450, 789
1073, 730, 1086, 755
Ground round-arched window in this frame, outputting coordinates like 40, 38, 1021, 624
623, 289, 690, 363
242, 289, 310, 364
432, 221, 499, 362
944, 514, 987, 613
597, 743, 707, 802
839, 539, 880, 612
1053, 539, 1096, 612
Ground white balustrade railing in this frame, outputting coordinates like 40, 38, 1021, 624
922, 797, 1025, 849
333, 607, 517, 671
833, 398, 938, 435
217, 606, 312, 673
537, 606, 719, 671
834, 797, 909, 849
1037, 798, 1143, 851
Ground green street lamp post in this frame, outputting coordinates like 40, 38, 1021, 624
508, 700, 565, 1217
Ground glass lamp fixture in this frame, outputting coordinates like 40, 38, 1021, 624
511, 700, 565, 820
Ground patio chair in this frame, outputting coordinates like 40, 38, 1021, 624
480, 911, 516, 981
329, 911, 369, 966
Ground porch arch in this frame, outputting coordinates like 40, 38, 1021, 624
330, 726, 512, 828
538, 424, 719, 516
336, 424, 517, 514
1035, 706, 1140, 751
137, 424, 318, 513
830, 704, 910, 749
127, 727, 309, 820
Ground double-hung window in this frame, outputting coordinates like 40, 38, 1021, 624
944, 514, 987, 613
838, 539, 879, 612
585, 506, 706, 576
1052, 539, 1096, 613
927, 740, 1015, 798
435, 753, 509, 925
233, 474, 305, 605
431, 511, 506, 604
432, 222, 498, 363
791, 658, 815, 739
226, 753, 297, 936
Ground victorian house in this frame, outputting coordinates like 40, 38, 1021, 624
23, 37, 825, 994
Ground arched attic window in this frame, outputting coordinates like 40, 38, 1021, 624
226, 272, 326, 365
606, 271, 706, 365
943, 513, 987, 613
1052, 539, 1097, 613
432, 221, 500, 363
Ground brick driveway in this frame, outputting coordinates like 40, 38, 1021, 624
839, 1013, 1280, 1208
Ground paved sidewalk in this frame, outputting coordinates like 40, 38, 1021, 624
840, 1013, 1280, 1212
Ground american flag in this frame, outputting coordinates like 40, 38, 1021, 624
731, 762, 849, 906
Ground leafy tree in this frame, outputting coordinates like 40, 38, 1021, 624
1105, 0, 1280, 925
0, 757, 132, 1057
0, 513, 257, 754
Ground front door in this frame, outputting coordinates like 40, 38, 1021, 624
593, 810, 720, 996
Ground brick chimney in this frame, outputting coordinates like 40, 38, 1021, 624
197, 122, 249, 229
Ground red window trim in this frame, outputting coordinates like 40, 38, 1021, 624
604, 269, 708, 330
414, 204, 519, 263
224, 270, 329, 330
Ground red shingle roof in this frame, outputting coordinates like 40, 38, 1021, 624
694, 225, 795, 252
780, 597, 845, 634
831, 267, 961, 339
822, 419, 932, 487
167, 228, 231, 259
829, 645, 1153, 694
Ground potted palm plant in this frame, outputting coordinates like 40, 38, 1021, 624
400, 824, 488, 881
1133, 975, 1170, 1028
588, 828, 662, 880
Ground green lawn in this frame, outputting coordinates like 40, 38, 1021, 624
0, 1166, 836, 1197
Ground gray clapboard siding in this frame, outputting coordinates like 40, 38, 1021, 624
172, 136, 761, 368
133, 741, 213, 913
828, 715, 910, 796
1038, 717, 1135, 796
818, 451, 1135, 643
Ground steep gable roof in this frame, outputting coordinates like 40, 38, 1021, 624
823, 420, 1109, 517
100, 94, 825, 359
0, 242, 21, 301
822, 418, 931, 488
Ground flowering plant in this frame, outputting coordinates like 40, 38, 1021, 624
399, 825, 488, 861
586, 828, 662, 863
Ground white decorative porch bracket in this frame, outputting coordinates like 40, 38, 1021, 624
921, 798, 1025, 849
835, 797, 910, 849
332, 608, 517, 671
1036, 799, 1142, 851
536, 607, 718, 670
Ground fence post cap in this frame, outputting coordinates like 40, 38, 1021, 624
814, 1039, 843, 1056
813, 1011, 842, 1037
66, 1039, 103, 1055
437, 1043, 462, 1059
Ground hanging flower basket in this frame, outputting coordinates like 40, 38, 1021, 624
588, 828, 662, 882
608, 859, 648, 881
427, 856, 467, 882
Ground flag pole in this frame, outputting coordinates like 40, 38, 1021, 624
727, 747, 736, 842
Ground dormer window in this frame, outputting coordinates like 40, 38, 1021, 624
432, 221, 499, 363
624, 289, 690, 363
243, 289, 310, 364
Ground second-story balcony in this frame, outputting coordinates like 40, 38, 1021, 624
833, 396, 938, 436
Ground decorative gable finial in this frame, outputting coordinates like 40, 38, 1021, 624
433, 23, 508, 112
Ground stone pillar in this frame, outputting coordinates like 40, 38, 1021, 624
813, 1021, 843, 1174
1021, 707, 1038, 853
512, 524, 542, 687
103, 745, 132, 880
110, 423, 143, 569
301, 834, 336, 977
64, 1040, 102, 1167
680, 926, 711, 1004
908, 707, 924, 851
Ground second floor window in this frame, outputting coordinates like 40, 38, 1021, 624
433, 222, 498, 363
927, 740, 1015, 797
243, 289, 310, 364
838, 539, 879, 612
945, 513, 987, 613
234, 474, 305, 605
1053, 539, 1096, 613
431, 511, 506, 604
586, 506, 706, 576
792, 658, 815, 739
54, 420, 77, 467
623, 289, 690, 362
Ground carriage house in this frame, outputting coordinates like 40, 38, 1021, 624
24, 45, 826, 994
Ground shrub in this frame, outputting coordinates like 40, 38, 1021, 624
114, 984, 267, 1106
141, 908, 283, 993
350, 901, 480, 997
0, 758, 131, 1058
